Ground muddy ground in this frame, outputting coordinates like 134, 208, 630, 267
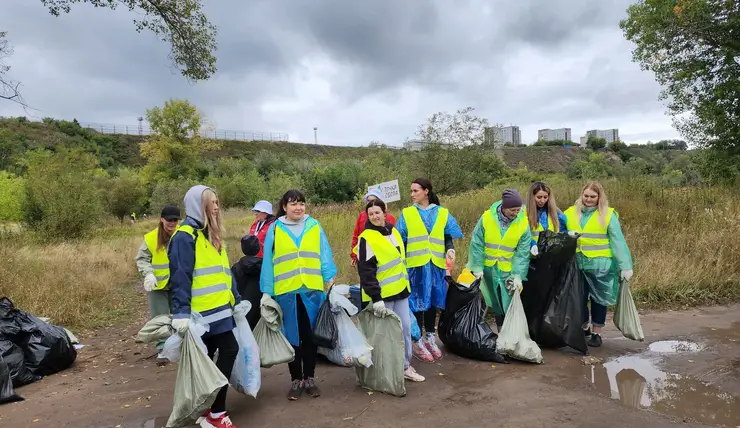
1, 305, 739, 428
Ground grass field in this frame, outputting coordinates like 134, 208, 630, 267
1, 176, 738, 331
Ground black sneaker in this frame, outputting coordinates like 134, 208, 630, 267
303, 377, 321, 397
588, 333, 603, 347
287, 379, 302, 401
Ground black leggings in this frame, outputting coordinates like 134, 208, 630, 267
203, 331, 239, 413
288, 297, 318, 381
414, 307, 438, 334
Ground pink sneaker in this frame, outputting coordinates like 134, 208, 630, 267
412, 339, 434, 362
424, 333, 443, 360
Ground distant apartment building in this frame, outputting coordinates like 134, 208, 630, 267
484, 125, 522, 146
537, 128, 572, 142
579, 135, 588, 147
587, 128, 620, 143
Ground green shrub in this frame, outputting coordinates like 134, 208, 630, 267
0, 171, 24, 221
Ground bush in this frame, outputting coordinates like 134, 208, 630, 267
104, 168, 147, 222
304, 161, 364, 204
150, 178, 198, 214
568, 153, 612, 179
0, 171, 24, 221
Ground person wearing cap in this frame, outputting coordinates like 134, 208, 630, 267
249, 200, 276, 258
466, 189, 532, 331
231, 234, 263, 329
350, 189, 396, 267
135, 205, 181, 352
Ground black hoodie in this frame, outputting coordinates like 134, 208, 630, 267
357, 220, 411, 303
231, 255, 263, 329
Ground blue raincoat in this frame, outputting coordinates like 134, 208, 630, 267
530, 208, 568, 248
395, 204, 463, 312
259, 216, 338, 347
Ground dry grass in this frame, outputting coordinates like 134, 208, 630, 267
1, 176, 738, 331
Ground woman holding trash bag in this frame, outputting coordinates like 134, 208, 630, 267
467, 189, 532, 331
169, 185, 250, 428
355, 199, 426, 382
351, 188, 396, 267
563, 181, 633, 348
395, 178, 463, 363
260, 189, 338, 401
525, 181, 567, 256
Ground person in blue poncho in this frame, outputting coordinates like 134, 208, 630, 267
259, 189, 337, 401
563, 181, 633, 348
525, 181, 567, 257
395, 178, 463, 363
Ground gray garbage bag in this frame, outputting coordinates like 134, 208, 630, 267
613, 279, 644, 341
496, 287, 543, 364
165, 313, 228, 428
253, 296, 295, 368
355, 308, 405, 397
136, 315, 174, 344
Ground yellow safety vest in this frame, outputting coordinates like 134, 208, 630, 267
273, 224, 323, 295
144, 228, 170, 290
563, 207, 615, 258
403, 206, 449, 269
174, 225, 235, 315
354, 228, 410, 302
531, 214, 555, 243
481, 203, 528, 272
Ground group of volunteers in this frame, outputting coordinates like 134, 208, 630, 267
136, 179, 633, 428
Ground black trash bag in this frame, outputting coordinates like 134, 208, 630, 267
312, 299, 338, 349
0, 356, 24, 405
439, 277, 507, 363
0, 339, 40, 387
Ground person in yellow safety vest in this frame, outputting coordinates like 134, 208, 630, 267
168, 185, 249, 428
467, 189, 532, 331
355, 199, 425, 383
259, 189, 338, 401
395, 178, 463, 363
525, 181, 568, 256
563, 181, 633, 348
135, 205, 181, 355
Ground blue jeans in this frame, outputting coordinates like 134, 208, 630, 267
583, 281, 607, 328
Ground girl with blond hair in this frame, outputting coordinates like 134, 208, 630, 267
563, 182, 633, 348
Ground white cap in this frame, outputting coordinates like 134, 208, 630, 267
252, 200, 273, 214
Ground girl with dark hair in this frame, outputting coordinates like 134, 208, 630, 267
395, 178, 463, 363
350, 188, 396, 267
260, 189, 338, 400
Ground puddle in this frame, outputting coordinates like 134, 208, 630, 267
587, 354, 740, 426
648, 340, 703, 353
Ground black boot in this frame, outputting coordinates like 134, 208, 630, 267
587, 333, 603, 347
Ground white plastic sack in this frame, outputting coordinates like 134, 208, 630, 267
230, 303, 261, 398
613, 279, 645, 341
496, 288, 543, 364
328, 284, 358, 316
159, 314, 208, 363
319, 310, 373, 368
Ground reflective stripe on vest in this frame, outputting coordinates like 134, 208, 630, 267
144, 228, 170, 290
273, 224, 323, 295
403, 206, 449, 269
358, 228, 410, 302
531, 214, 555, 244
173, 225, 234, 314
563, 206, 615, 258
481, 203, 528, 272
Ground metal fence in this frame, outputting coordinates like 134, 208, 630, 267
77, 121, 290, 142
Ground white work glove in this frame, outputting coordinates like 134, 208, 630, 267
567, 231, 581, 238
620, 270, 634, 281
472, 271, 483, 279
171, 318, 189, 336
372, 300, 388, 317
143, 274, 157, 292
233, 301, 251, 318
530, 246, 539, 257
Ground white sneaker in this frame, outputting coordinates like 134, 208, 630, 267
404, 366, 426, 382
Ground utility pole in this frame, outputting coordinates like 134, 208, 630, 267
313, 127, 318, 145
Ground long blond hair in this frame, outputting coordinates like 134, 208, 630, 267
574, 181, 610, 227
526, 182, 560, 232
201, 188, 225, 251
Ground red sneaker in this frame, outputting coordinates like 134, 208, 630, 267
196, 409, 210, 425
200, 413, 235, 428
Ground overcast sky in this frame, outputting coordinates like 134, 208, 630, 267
0, 0, 680, 146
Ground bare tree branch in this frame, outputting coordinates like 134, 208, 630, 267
0, 31, 28, 107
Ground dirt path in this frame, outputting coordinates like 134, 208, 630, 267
1, 305, 739, 428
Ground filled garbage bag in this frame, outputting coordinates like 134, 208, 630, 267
318, 286, 373, 368
0, 339, 40, 387
355, 308, 405, 397
312, 298, 338, 349
166, 313, 228, 428
230, 303, 261, 398
0, 356, 23, 405
614, 279, 645, 341
439, 277, 507, 363
136, 315, 174, 344
496, 287, 543, 364
253, 297, 295, 368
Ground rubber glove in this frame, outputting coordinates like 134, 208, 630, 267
472, 271, 483, 279
530, 246, 539, 257
372, 300, 388, 317
143, 274, 157, 292
172, 318, 189, 336
446, 249, 456, 263
567, 231, 581, 238
620, 270, 634, 281
506, 275, 523, 294
233, 301, 251, 318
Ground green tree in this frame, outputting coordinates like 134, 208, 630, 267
587, 136, 607, 150
569, 153, 612, 179
416, 107, 489, 147
104, 168, 147, 222
0, 171, 24, 221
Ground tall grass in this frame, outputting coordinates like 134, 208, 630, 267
0, 177, 738, 330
